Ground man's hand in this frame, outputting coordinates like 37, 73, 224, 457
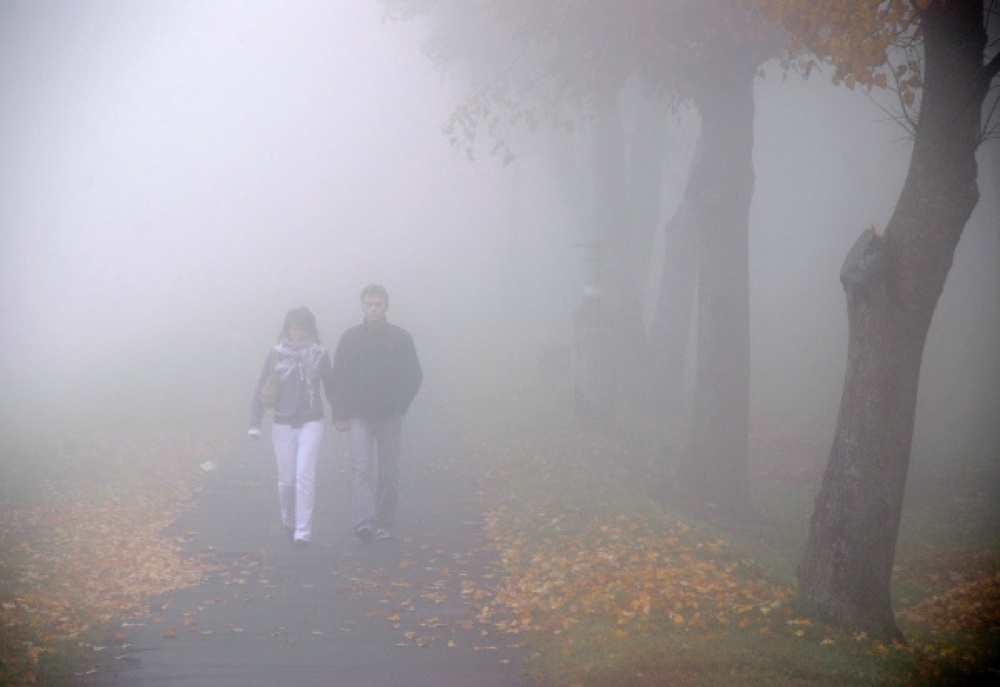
334, 421, 349, 432
248, 428, 262, 440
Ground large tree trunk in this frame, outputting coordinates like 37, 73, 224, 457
797, 1, 996, 642
675, 64, 755, 519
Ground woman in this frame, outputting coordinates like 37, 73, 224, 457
249, 307, 334, 548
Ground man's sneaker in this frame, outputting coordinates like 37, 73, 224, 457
357, 526, 374, 543
293, 538, 309, 549
375, 528, 390, 540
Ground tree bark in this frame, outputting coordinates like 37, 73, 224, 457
675, 64, 755, 519
797, 1, 994, 642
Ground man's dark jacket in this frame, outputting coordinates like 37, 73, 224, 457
330, 320, 422, 423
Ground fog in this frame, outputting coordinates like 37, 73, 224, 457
1, 1, 516, 449
751, 73, 999, 498
2, 0, 998, 498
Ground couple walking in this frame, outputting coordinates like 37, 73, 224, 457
248, 284, 422, 547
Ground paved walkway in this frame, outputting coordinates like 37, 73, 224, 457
81, 410, 530, 686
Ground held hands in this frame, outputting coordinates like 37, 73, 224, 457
248, 428, 262, 440
334, 421, 349, 432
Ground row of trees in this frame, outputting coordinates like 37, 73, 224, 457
383, 0, 999, 642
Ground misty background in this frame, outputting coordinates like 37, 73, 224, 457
1, 0, 997, 494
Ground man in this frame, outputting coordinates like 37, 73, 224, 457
331, 284, 422, 543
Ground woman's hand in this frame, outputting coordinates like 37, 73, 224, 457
248, 428, 262, 440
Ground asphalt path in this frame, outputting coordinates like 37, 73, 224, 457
79, 409, 531, 686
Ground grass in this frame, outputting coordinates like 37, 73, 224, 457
528, 620, 907, 687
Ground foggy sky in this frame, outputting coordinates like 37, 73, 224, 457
0, 2, 506, 345
0, 1, 509, 428
1, 0, 997, 473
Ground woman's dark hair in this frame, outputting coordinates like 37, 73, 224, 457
280, 307, 320, 342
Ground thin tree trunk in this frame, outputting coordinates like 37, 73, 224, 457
675, 64, 755, 519
648, 139, 702, 419
624, 90, 670, 326
797, 1, 995, 641
618, 90, 674, 402
593, 105, 646, 372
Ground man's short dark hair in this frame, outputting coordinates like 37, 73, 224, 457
361, 283, 388, 304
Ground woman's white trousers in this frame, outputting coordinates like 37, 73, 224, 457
271, 420, 323, 542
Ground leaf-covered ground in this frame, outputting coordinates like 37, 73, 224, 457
1, 423, 229, 684
459, 389, 1000, 686
897, 552, 1000, 633
1, 387, 997, 686
473, 435, 796, 639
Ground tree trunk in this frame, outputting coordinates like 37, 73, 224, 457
624, 87, 670, 320
675, 64, 755, 519
592, 105, 647, 378
797, 1, 995, 642
648, 139, 702, 419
